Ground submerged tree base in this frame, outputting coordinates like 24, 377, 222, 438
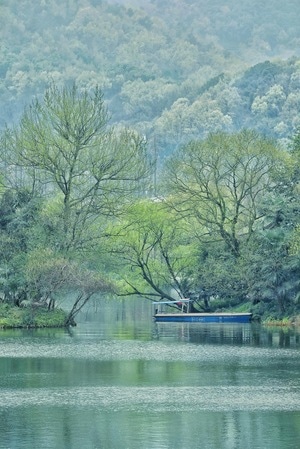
0, 303, 70, 329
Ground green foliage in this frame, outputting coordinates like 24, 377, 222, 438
291, 126, 300, 153
107, 199, 198, 302
192, 243, 249, 310
1, 0, 300, 323
0, 188, 40, 304
0, 83, 149, 324
1, 0, 300, 151
0, 303, 67, 328
101, 128, 300, 318
165, 130, 285, 256
243, 228, 300, 318
2, 83, 149, 253
290, 226, 300, 256
1, 123, 300, 321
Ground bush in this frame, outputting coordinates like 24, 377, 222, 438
0, 303, 67, 328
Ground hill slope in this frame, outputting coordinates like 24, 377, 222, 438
1, 0, 300, 153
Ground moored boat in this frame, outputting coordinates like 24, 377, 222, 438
153, 300, 252, 323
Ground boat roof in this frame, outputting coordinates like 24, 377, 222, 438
152, 299, 191, 304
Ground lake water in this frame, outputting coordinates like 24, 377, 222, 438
0, 298, 299, 449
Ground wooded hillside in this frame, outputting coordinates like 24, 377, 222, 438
1, 0, 300, 156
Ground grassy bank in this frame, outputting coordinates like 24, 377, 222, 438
0, 303, 68, 329
221, 301, 300, 327
262, 315, 300, 327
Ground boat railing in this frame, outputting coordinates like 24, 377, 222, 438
153, 299, 191, 314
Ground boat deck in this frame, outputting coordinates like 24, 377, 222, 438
154, 312, 252, 323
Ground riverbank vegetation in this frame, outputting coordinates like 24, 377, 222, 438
1, 0, 300, 326
108, 128, 300, 323
0, 83, 149, 326
0, 303, 67, 329
1, 83, 299, 325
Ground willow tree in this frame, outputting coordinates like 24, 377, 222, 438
108, 199, 199, 306
165, 130, 287, 257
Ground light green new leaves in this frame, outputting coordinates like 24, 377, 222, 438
108, 199, 197, 301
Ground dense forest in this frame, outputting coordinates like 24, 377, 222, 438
0, 0, 300, 325
1, 0, 300, 147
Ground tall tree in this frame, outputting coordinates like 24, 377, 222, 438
0, 83, 150, 321
2, 83, 150, 253
164, 130, 287, 257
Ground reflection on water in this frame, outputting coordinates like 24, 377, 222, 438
0, 298, 299, 449
153, 321, 300, 348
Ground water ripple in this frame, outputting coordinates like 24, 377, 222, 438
0, 385, 299, 412
0, 339, 299, 363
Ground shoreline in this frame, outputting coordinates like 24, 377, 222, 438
0, 303, 68, 329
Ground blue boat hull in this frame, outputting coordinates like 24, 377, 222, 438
154, 313, 252, 323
